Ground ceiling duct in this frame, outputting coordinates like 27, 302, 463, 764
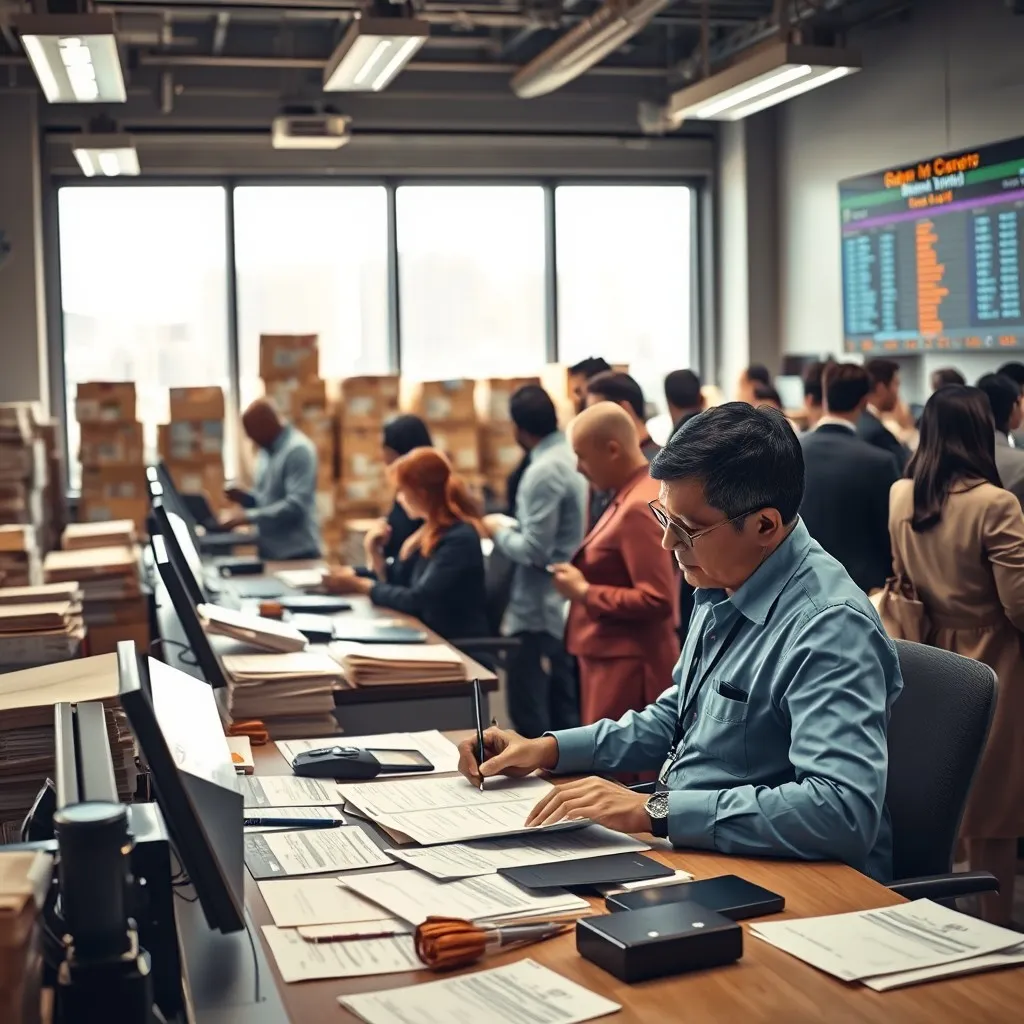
510, 0, 668, 99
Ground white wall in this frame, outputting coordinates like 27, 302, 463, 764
778, 0, 1024, 395
0, 92, 48, 408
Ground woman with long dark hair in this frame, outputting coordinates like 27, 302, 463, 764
889, 385, 1024, 924
324, 448, 490, 645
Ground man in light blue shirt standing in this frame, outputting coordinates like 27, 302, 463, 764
462, 403, 903, 882
221, 399, 322, 562
483, 386, 587, 738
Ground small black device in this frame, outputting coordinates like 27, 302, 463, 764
291, 746, 434, 779
604, 874, 785, 920
576, 901, 742, 983
287, 613, 335, 644
280, 595, 353, 614
500, 854, 674, 892
216, 556, 265, 577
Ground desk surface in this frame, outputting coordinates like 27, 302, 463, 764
246, 737, 1024, 1024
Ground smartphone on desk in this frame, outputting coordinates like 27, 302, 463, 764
605, 874, 784, 920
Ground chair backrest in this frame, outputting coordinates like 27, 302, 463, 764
886, 640, 996, 880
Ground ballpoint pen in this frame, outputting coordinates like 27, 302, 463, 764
472, 678, 486, 791
243, 817, 344, 828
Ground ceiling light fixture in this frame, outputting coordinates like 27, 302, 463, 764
71, 133, 140, 177
323, 16, 429, 93
666, 42, 860, 125
16, 14, 127, 104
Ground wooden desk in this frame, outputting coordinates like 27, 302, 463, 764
246, 738, 1024, 1024
150, 555, 497, 734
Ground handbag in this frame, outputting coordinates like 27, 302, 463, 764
872, 555, 931, 644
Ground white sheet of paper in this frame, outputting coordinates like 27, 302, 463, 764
862, 943, 1024, 990
338, 960, 621, 1024
245, 826, 391, 879
297, 920, 411, 941
598, 868, 694, 896
244, 806, 345, 832
258, 877, 399, 928
386, 825, 649, 880
750, 900, 1024, 982
261, 927, 421, 983
276, 730, 459, 778
341, 868, 589, 927
241, 775, 346, 808
341, 775, 582, 845
226, 734, 253, 773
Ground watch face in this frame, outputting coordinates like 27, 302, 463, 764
647, 794, 669, 818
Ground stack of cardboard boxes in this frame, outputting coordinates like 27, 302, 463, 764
159, 386, 227, 514
0, 526, 41, 588
336, 376, 400, 523
75, 382, 148, 535
476, 377, 539, 507
0, 406, 48, 565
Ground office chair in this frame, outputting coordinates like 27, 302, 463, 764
450, 546, 521, 670
886, 639, 1000, 902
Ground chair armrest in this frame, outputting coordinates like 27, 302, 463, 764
889, 871, 999, 901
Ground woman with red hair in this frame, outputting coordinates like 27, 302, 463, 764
323, 448, 491, 644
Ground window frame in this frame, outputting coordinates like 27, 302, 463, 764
48, 175, 706, 490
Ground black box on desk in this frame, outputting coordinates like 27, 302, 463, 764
576, 901, 742, 983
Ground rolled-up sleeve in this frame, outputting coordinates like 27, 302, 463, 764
667, 606, 895, 871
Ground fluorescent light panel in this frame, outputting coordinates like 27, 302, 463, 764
323, 16, 429, 92
72, 134, 139, 177
667, 42, 859, 124
17, 15, 127, 104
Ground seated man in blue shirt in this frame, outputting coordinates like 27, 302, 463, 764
459, 403, 903, 881
220, 399, 322, 561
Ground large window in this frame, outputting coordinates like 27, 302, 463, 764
58, 186, 230, 485
233, 186, 390, 407
395, 186, 547, 380
555, 185, 693, 413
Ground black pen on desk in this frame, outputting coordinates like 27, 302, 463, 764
473, 678, 486, 792
243, 817, 343, 829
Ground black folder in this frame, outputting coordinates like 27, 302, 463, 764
499, 853, 674, 892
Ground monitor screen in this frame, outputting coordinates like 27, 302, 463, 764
117, 642, 244, 934
152, 501, 205, 606
840, 135, 1024, 355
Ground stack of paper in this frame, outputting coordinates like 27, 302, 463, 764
220, 649, 340, 738
752, 899, 1024, 990
276, 730, 460, 778
0, 850, 51, 1021
42, 545, 141, 605
0, 598, 84, 671
198, 604, 307, 654
339, 775, 588, 845
0, 525, 41, 588
328, 641, 467, 686
62, 519, 137, 550
0, 654, 135, 842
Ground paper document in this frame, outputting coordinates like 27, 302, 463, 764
274, 568, 326, 590
862, 942, 1024, 991
244, 826, 391, 879
261, 927, 421, 983
258, 877, 401, 928
276, 730, 460, 778
226, 735, 254, 774
340, 775, 584, 845
298, 920, 411, 942
387, 825, 649, 880
750, 899, 1024, 982
244, 806, 345, 832
339, 960, 621, 1024
240, 775, 346, 808
340, 868, 589, 927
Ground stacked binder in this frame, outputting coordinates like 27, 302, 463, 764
328, 642, 468, 687
42, 545, 141, 605
0, 591, 84, 672
0, 526, 40, 589
198, 604, 307, 654
62, 519, 137, 551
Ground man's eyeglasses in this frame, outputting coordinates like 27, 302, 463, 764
648, 501, 758, 548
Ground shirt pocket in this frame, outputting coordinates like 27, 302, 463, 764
692, 681, 750, 778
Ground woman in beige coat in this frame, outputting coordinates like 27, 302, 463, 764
889, 385, 1024, 925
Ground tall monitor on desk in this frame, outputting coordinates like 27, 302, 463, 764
152, 499, 207, 606
116, 641, 245, 934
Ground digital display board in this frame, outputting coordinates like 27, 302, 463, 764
840, 136, 1024, 355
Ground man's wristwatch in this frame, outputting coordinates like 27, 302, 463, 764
645, 793, 669, 839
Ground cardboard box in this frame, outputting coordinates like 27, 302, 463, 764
264, 378, 336, 421
338, 428, 383, 482
158, 420, 224, 461
479, 422, 524, 475
75, 382, 137, 423
80, 465, 148, 502
79, 421, 144, 466
0, 440, 47, 485
259, 334, 319, 381
169, 386, 225, 422
337, 477, 384, 507
432, 423, 481, 474
87, 619, 150, 657
340, 376, 401, 427
166, 460, 225, 501
475, 377, 541, 422
78, 497, 150, 534
404, 379, 476, 424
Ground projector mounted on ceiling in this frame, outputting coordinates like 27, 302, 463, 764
271, 114, 353, 150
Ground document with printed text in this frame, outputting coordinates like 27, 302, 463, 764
244, 826, 391, 879
276, 730, 460, 777
258, 876, 402, 928
261, 928, 421, 983
338, 960, 621, 1024
240, 775, 346, 808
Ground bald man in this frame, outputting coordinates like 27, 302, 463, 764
551, 404, 678, 727
220, 399, 322, 561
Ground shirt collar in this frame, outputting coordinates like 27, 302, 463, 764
815, 416, 857, 433
267, 424, 291, 455
694, 518, 812, 626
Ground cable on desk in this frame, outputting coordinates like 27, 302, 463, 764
148, 637, 198, 667
245, 913, 262, 1005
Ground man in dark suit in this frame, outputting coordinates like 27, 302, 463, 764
857, 358, 910, 468
801, 363, 899, 594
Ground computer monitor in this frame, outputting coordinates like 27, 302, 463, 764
117, 641, 244, 934
152, 500, 206, 606
152, 534, 229, 690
